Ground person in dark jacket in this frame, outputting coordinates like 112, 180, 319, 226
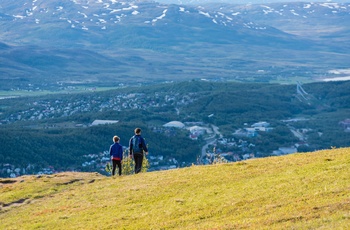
109, 135, 123, 176
129, 128, 148, 174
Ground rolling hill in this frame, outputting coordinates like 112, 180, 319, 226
0, 147, 349, 229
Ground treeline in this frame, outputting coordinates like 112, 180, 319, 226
0, 120, 201, 171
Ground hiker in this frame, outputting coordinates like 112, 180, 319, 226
129, 128, 148, 174
109, 135, 123, 176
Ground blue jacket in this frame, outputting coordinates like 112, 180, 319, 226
109, 142, 123, 160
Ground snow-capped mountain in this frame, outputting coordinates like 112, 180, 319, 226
0, 0, 349, 89
203, 2, 350, 41
0, 0, 297, 47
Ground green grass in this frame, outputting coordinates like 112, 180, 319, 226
1, 148, 349, 229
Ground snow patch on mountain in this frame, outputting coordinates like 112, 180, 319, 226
320, 3, 341, 9
2, 0, 350, 33
199, 10, 211, 18
304, 4, 312, 9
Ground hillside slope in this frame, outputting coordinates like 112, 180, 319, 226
1, 148, 349, 229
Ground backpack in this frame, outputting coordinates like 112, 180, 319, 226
132, 135, 143, 154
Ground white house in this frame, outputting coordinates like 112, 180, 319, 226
187, 126, 207, 136
91, 120, 119, 126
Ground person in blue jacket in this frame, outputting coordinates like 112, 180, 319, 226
109, 135, 123, 176
129, 128, 148, 174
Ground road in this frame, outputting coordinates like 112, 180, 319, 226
201, 124, 222, 159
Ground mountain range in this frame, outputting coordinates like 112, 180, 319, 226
1, 0, 350, 89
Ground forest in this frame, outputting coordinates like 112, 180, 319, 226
0, 80, 349, 176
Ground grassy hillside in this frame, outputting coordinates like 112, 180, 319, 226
1, 148, 349, 229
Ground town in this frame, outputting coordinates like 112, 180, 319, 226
1, 85, 349, 178
0, 115, 331, 178
0, 88, 197, 125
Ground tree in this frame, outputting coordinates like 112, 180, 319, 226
121, 151, 134, 175
121, 150, 149, 175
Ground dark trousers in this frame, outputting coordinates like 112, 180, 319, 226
133, 153, 143, 174
112, 159, 122, 176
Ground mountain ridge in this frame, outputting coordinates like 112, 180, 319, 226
1, 1, 349, 89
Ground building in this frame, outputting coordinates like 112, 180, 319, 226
163, 121, 185, 129
91, 120, 119, 126
251, 122, 270, 128
188, 126, 207, 135
273, 147, 297, 156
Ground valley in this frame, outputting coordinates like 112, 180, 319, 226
0, 1, 349, 228
0, 80, 349, 177
1, 0, 350, 177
